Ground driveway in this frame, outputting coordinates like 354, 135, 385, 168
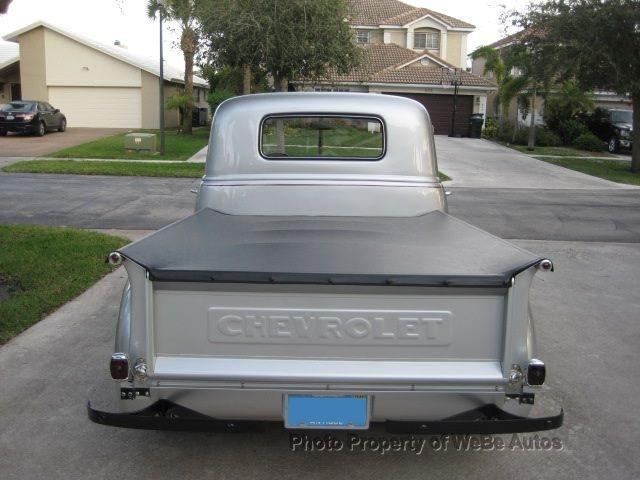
1, 238, 639, 479
435, 137, 633, 189
0, 127, 124, 157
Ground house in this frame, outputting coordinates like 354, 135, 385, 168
471, 31, 632, 127
1, 21, 209, 129
294, 0, 496, 136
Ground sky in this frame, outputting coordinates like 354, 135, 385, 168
0, 0, 533, 69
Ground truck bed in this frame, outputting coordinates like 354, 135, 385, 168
118, 208, 542, 288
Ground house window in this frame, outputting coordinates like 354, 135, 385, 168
414, 32, 440, 50
356, 30, 370, 44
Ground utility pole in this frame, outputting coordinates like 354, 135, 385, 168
158, 0, 166, 155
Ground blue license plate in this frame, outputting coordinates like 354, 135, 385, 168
285, 395, 369, 429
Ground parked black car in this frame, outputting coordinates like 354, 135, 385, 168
0, 100, 67, 137
588, 107, 633, 153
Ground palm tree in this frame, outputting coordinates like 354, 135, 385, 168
471, 46, 530, 140
148, 0, 199, 135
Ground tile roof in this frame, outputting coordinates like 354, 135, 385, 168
0, 40, 19, 70
349, 0, 474, 29
318, 43, 495, 88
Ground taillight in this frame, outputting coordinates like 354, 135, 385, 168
110, 353, 129, 380
526, 359, 546, 386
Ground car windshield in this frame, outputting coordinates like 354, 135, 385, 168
1, 102, 36, 112
610, 110, 632, 124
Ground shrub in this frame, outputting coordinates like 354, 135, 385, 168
482, 117, 499, 139
573, 132, 605, 152
535, 128, 562, 147
206, 89, 235, 113
555, 119, 589, 145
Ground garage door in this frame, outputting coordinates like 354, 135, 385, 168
48, 87, 141, 128
383, 92, 474, 136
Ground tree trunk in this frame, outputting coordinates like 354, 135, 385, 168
527, 89, 537, 151
511, 103, 519, 144
274, 74, 288, 153
242, 65, 252, 95
181, 26, 197, 136
632, 94, 640, 173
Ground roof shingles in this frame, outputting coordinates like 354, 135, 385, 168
349, 0, 474, 29
319, 43, 495, 88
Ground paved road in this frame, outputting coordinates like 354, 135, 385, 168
1, 239, 638, 480
1, 172, 638, 242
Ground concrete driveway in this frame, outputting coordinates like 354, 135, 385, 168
0, 127, 123, 157
1, 238, 639, 479
435, 137, 633, 189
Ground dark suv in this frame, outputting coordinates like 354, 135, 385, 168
0, 100, 67, 137
588, 108, 633, 153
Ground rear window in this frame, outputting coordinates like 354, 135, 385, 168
260, 115, 385, 160
1, 102, 35, 112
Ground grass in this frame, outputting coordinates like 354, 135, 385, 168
439, 171, 451, 181
3, 160, 206, 178
538, 157, 640, 185
48, 128, 209, 161
507, 144, 613, 158
0, 226, 127, 344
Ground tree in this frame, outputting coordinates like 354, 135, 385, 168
471, 45, 530, 140
514, 0, 640, 171
197, 0, 363, 92
148, 0, 199, 135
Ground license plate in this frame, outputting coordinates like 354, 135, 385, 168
6, 115, 14, 120
285, 395, 370, 429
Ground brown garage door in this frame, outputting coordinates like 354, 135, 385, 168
383, 93, 474, 136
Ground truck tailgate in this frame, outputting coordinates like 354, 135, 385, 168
149, 284, 506, 384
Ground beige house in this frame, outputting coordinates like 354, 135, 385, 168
295, 0, 495, 136
1, 21, 209, 129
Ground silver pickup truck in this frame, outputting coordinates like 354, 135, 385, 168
89, 93, 562, 434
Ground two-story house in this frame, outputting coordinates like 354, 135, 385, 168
294, 0, 495, 136
471, 30, 632, 128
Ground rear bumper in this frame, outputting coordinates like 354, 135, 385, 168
88, 398, 563, 434
0, 121, 37, 133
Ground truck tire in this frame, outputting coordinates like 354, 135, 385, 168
608, 137, 619, 154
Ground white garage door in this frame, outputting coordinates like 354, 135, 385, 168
48, 87, 142, 128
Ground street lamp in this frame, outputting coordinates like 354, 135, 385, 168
158, 0, 166, 155
449, 69, 462, 138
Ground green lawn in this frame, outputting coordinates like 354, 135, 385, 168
48, 128, 209, 160
508, 144, 612, 158
439, 171, 452, 181
0, 226, 126, 344
3, 160, 206, 178
538, 157, 640, 185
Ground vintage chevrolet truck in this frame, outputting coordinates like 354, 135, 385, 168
89, 92, 563, 433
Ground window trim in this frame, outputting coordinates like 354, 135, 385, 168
259, 113, 387, 162
356, 29, 371, 44
414, 31, 440, 50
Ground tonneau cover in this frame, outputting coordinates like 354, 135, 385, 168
118, 209, 543, 287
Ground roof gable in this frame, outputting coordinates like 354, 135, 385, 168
2, 21, 207, 86
349, 0, 474, 30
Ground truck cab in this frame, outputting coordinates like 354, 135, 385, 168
90, 93, 562, 434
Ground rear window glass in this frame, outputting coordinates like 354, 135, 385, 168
260, 116, 385, 160
1, 102, 35, 112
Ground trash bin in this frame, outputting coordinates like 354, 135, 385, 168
469, 113, 484, 138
